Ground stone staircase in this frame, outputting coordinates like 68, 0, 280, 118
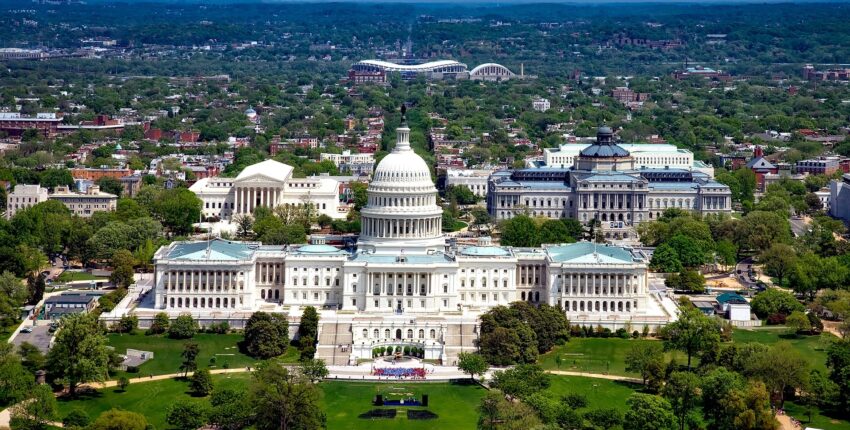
315, 321, 353, 365
442, 322, 477, 366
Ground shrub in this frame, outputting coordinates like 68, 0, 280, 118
125, 365, 139, 373
63, 409, 90, 428
767, 313, 787, 325
168, 314, 198, 339
117, 376, 130, 391
206, 322, 230, 334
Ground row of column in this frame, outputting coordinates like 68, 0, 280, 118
518, 265, 544, 286
362, 216, 440, 238
563, 299, 637, 313
167, 296, 239, 309
368, 272, 434, 296
235, 186, 282, 214
256, 262, 282, 285
702, 196, 728, 210
164, 270, 244, 291
559, 273, 638, 296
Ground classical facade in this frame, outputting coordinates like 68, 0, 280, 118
189, 159, 347, 221
131, 124, 673, 366
488, 127, 732, 236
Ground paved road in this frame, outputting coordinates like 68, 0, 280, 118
735, 257, 757, 288
10, 325, 52, 354
790, 217, 810, 238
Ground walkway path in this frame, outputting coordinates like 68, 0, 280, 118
776, 412, 800, 430
546, 370, 643, 383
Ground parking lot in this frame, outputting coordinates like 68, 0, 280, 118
11, 324, 54, 354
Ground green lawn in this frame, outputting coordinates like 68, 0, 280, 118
731, 327, 838, 373
784, 401, 850, 430
322, 381, 487, 429
539, 338, 688, 376
545, 376, 640, 413
55, 271, 105, 283
56, 374, 251, 430
106, 332, 298, 378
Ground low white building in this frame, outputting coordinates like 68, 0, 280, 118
532, 97, 551, 112
320, 150, 375, 175
189, 159, 347, 221
49, 185, 118, 218
5, 184, 48, 219
445, 168, 492, 198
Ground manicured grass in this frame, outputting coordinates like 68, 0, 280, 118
106, 331, 298, 378
322, 381, 487, 429
56, 373, 251, 430
545, 375, 640, 413
784, 401, 850, 430
55, 271, 104, 282
731, 327, 838, 373
539, 338, 688, 376
53, 373, 639, 430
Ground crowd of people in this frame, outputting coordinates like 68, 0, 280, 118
372, 367, 427, 379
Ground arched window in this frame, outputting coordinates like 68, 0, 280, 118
407, 329, 413, 338
374, 329, 380, 338
385, 329, 391, 338
429, 329, 436, 339
362, 329, 368, 338
418, 329, 424, 339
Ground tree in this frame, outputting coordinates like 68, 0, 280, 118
17, 342, 45, 374
715, 240, 738, 268
96, 177, 123, 197
623, 393, 675, 430
0, 344, 35, 407
297, 306, 319, 358
147, 312, 170, 335
491, 364, 550, 400
665, 270, 705, 293
499, 215, 539, 247
477, 390, 541, 430
785, 311, 812, 334
625, 342, 665, 386
748, 342, 809, 408
180, 342, 200, 376
45, 313, 110, 396
538, 219, 577, 244
470, 208, 491, 233
114, 314, 138, 334
661, 306, 721, 370
233, 214, 254, 239
760, 243, 797, 286
168, 314, 198, 339
250, 362, 325, 430
25, 273, 46, 306
117, 376, 129, 392
826, 340, 850, 410
151, 188, 202, 235
750, 289, 804, 320
209, 388, 252, 430
584, 408, 624, 430
243, 312, 289, 359
109, 249, 136, 288
701, 367, 745, 430
298, 358, 329, 383
166, 400, 209, 430
663, 372, 701, 430
650, 243, 683, 273
458, 352, 489, 382
190, 368, 214, 396
9, 385, 57, 430
87, 409, 148, 430
720, 382, 777, 430
447, 184, 478, 205
0, 271, 27, 328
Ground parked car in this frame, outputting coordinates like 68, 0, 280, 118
20, 327, 33, 333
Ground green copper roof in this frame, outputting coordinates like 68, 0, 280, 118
546, 242, 634, 264
166, 239, 256, 261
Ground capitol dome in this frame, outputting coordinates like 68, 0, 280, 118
358, 123, 444, 254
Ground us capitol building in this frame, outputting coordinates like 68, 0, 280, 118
112, 124, 674, 365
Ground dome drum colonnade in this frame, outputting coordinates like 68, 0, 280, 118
358, 124, 443, 253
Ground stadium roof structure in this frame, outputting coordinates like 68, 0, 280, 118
352, 59, 467, 73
